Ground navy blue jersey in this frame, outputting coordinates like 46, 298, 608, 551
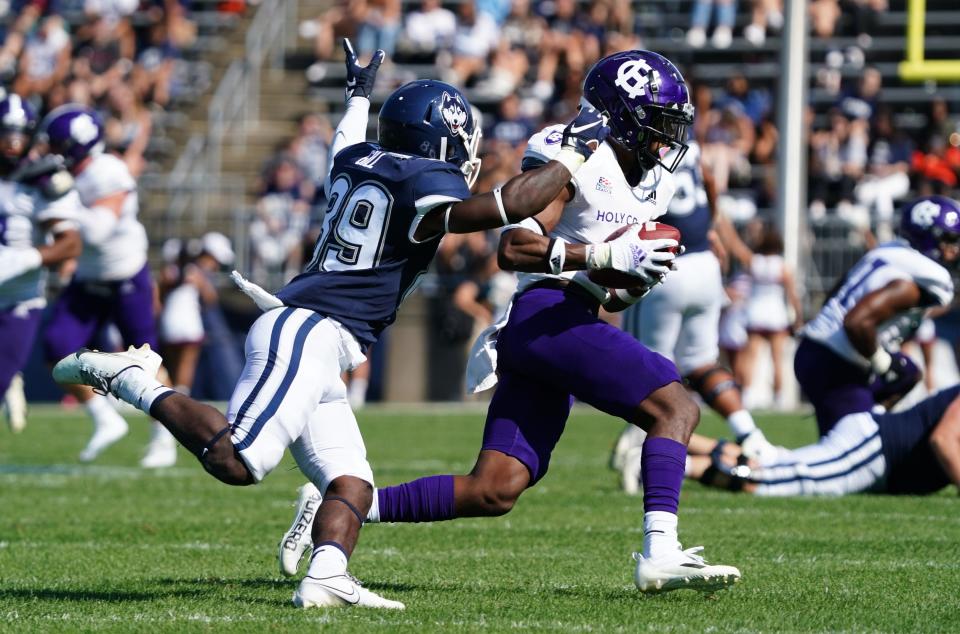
662, 141, 711, 254
277, 142, 471, 349
876, 385, 960, 494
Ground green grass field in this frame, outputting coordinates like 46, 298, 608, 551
1, 405, 958, 633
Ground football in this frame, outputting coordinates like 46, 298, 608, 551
587, 221, 683, 289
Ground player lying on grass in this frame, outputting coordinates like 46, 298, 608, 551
794, 196, 959, 437
280, 50, 740, 595
610, 137, 777, 493
683, 384, 960, 496
52, 42, 675, 610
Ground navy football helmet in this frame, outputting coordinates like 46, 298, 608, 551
0, 94, 37, 172
36, 104, 104, 169
378, 80, 482, 187
582, 50, 694, 173
899, 195, 960, 267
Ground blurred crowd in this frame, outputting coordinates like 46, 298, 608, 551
0, 0, 245, 177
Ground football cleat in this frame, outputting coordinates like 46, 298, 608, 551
78, 411, 128, 463
293, 572, 405, 610
633, 546, 740, 593
53, 345, 162, 395
140, 422, 178, 469
279, 482, 323, 576
5, 372, 27, 433
609, 424, 646, 471
621, 445, 644, 496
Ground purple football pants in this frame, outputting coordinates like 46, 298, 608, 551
44, 264, 158, 361
794, 337, 874, 436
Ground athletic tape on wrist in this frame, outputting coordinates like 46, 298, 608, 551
493, 186, 509, 226
547, 237, 567, 274
554, 147, 586, 175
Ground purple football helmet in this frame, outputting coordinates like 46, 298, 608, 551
37, 104, 104, 168
582, 50, 693, 173
899, 195, 960, 266
0, 94, 37, 171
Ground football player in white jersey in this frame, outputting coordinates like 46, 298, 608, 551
279, 50, 740, 595
38, 105, 177, 467
613, 139, 775, 494
796, 195, 958, 437
0, 95, 82, 431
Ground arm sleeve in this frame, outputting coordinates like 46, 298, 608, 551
78, 205, 120, 246
326, 97, 371, 196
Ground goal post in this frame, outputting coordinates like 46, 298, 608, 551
899, 0, 960, 81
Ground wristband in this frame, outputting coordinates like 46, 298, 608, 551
492, 186, 509, 226
870, 347, 892, 374
553, 147, 586, 176
547, 237, 567, 275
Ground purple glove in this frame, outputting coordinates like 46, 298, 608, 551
870, 351, 921, 405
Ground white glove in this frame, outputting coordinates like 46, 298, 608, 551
586, 228, 677, 281
0, 247, 42, 285
231, 270, 285, 312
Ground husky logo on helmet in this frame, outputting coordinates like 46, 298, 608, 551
440, 91, 467, 135
70, 114, 99, 145
614, 59, 660, 100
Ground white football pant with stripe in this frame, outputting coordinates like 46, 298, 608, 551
752, 412, 887, 496
227, 306, 374, 490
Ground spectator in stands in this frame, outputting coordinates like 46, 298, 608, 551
250, 155, 313, 283
131, 12, 180, 108
401, 0, 456, 57
289, 112, 333, 187
809, 109, 867, 220
925, 97, 960, 149
357, 0, 401, 59
744, 0, 782, 47
718, 72, 772, 128
848, 0, 885, 43
104, 82, 152, 176
486, 93, 535, 149
701, 103, 754, 194
838, 66, 882, 123
500, 0, 547, 60
686, 0, 736, 50
12, 14, 70, 102
809, 0, 841, 39
72, 12, 134, 99
854, 107, 912, 241
529, 0, 597, 99
301, 0, 363, 80
446, 0, 499, 86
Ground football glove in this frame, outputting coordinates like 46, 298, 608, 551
870, 351, 921, 405
343, 38, 384, 101
587, 228, 678, 282
561, 105, 610, 160
0, 247, 42, 284
12, 154, 74, 200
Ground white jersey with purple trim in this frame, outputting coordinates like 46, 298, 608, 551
74, 153, 148, 281
0, 176, 82, 309
513, 124, 677, 299
801, 240, 953, 367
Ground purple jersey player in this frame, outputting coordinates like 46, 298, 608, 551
53, 40, 633, 610
797, 196, 959, 436
281, 50, 741, 595
687, 383, 960, 497
37, 105, 177, 467
0, 94, 82, 431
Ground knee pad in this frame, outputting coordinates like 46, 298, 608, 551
686, 366, 739, 406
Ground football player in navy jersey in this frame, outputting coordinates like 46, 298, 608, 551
685, 384, 960, 498
52, 41, 641, 610
796, 196, 959, 436
612, 139, 776, 495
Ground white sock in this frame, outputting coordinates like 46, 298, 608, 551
727, 409, 757, 439
308, 542, 348, 577
112, 367, 173, 415
643, 511, 680, 559
148, 420, 176, 446
684, 456, 694, 476
85, 394, 124, 428
366, 488, 380, 523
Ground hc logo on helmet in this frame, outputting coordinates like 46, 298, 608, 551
911, 200, 941, 227
440, 92, 467, 135
614, 60, 661, 100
